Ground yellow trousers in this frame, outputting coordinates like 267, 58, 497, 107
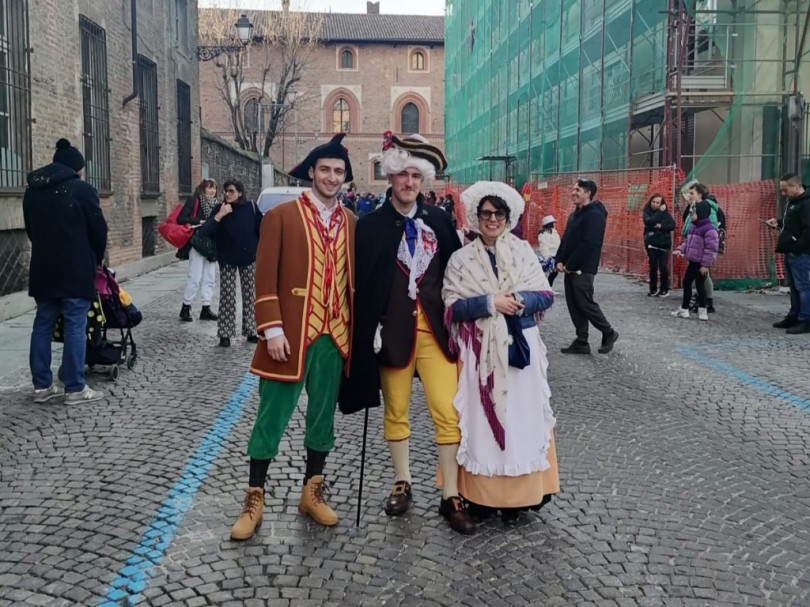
380, 311, 460, 444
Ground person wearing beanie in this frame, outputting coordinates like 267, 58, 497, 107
22, 138, 107, 405
339, 131, 476, 535
672, 200, 719, 321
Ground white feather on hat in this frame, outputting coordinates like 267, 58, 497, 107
460, 181, 525, 232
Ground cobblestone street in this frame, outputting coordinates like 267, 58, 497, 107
1, 263, 808, 607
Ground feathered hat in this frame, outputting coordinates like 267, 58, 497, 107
378, 131, 447, 181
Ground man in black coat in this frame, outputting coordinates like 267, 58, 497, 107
768, 173, 810, 334
555, 178, 619, 355
23, 138, 108, 404
339, 132, 474, 534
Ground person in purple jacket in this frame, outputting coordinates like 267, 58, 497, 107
671, 201, 719, 321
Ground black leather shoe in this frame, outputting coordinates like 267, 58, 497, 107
218, 337, 231, 347
246, 334, 259, 344
384, 481, 412, 516
598, 330, 619, 354
439, 496, 476, 535
200, 306, 218, 321
179, 304, 192, 322
500, 508, 520, 524
786, 320, 810, 335
561, 340, 590, 355
773, 316, 798, 329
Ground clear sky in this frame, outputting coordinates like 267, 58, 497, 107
198, 0, 446, 16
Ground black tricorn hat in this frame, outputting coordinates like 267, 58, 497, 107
289, 133, 353, 183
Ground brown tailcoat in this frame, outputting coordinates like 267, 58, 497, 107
250, 197, 356, 382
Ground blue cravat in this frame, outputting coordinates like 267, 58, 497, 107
404, 218, 418, 256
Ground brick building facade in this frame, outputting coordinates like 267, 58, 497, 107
0, 0, 201, 300
199, 5, 444, 193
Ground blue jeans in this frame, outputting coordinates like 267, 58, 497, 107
30, 298, 91, 393
787, 253, 810, 321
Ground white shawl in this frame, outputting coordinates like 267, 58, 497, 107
443, 233, 551, 449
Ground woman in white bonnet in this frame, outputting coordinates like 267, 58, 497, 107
442, 181, 560, 524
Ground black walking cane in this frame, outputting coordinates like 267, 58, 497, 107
355, 407, 370, 527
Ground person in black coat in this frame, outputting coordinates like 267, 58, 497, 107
199, 179, 261, 347
22, 138, 107, 404
555, 178, 618, 355
642, 193, 675, 297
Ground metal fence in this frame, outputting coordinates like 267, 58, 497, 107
176, 80, 192, 194
0, 0, 31, 190
0, 229, 28, 296
80, 15, 111, 192
138, 55, 160, 194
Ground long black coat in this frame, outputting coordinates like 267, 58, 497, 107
23, 162, 107, 300
338, 190, 461, 415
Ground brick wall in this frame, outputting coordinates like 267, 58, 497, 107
201, 129, 262, 204
200, 33, 445, 193
0, 0, 201, 296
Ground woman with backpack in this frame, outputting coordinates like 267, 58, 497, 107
177, 179, 219, 322
642, 194, 675, 297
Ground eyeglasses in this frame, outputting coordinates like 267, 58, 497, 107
478, 210, 507, 221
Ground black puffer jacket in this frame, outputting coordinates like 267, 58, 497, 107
23, 162, 108, 300
642, 207, 675, 250
556, 200, 608, 274
776, 189, 810, 255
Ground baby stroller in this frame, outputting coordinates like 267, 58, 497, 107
56, 266, 142, 382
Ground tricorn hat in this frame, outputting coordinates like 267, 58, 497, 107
289, 133, 353, 183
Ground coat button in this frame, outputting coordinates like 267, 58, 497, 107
412, 310, 418, 317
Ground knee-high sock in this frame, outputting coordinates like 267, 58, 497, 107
305, 448, 328, 484
388, 439, 411, 483
249, 458, 271, 489
437, 443, 460, 499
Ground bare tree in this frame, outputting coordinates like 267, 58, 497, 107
198, 5, 322, 157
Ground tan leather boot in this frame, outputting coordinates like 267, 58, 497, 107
298, 475, 338, 526
230, 487, 264, 540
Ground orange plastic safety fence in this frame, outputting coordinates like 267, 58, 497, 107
447, 170, 783, 289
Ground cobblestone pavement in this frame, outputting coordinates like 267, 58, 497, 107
1, 265, 808, 607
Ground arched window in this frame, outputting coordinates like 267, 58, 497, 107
340, 49, 354, 69
244, 98, 260, 136
401, 102, 419, 134
332, 98, 351, 133
411, 51, 425, 71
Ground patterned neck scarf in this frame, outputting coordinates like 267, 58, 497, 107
301, 193, 344, 318
200, 196, 217, 219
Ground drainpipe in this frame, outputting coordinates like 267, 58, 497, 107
123, 0, 139, 106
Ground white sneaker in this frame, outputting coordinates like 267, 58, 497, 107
33, 384, 65, 403
698, 307, 709, 321
671, 308, 690, 318
64, 385, 105, 405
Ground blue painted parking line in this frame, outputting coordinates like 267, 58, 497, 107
680, 347, 810, 412
99, 372, 258, 607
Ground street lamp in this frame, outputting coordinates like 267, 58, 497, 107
197, 13, 254, 62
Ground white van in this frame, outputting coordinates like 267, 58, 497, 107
256, 186, 310, 214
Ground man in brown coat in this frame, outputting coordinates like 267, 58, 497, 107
230, 134, 356, 540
